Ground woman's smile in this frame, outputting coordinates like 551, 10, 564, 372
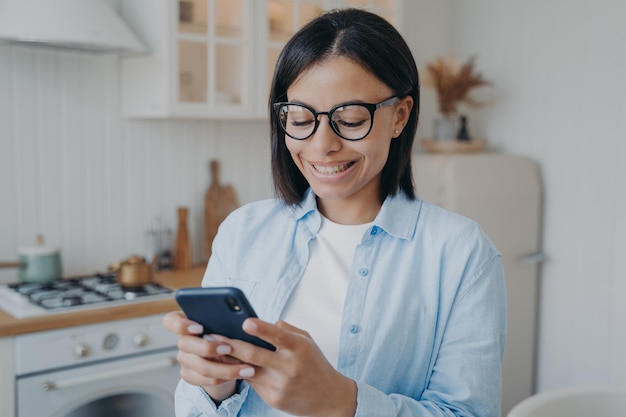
310, 160, 357, 176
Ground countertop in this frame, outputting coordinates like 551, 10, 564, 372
0, 266, 205, 337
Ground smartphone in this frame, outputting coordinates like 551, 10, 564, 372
174, 286, 275, 350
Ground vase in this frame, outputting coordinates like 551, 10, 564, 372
433, 114, 459, 140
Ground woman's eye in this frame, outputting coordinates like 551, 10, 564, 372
290, 119, 314, 127
336, 119, 367, 128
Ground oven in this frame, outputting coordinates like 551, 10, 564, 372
14, 314, 180, 417
0, 273, 181, 417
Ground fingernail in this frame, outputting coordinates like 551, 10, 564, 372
202, 335, 216, 341
242, 319, 257, 331
188, 324, 203, 334
239, 367, 255, 378
216, 345, 232, 355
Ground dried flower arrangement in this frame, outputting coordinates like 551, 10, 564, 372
424, 55, 490, 116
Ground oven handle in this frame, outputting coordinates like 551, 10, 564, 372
41, 356, 179, 391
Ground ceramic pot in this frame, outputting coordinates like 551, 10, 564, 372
0, 243, 62, 283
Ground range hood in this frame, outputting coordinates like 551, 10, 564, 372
0, 0, 145, 54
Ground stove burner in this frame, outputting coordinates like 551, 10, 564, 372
5, 273, 173, 311
61, 296, 83, 307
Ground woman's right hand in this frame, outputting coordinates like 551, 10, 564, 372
162, 310, 255, 403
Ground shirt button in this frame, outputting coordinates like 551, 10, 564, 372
350, 325, 359, 334
358, 268, 368, 277
370, 227, 379, 235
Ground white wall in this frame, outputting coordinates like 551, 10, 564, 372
406, 0, 626, 393
0, 47, 273, 281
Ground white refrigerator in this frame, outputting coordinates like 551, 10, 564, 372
412, 152, 544, 417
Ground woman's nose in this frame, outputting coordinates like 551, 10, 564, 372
311, 115, 342, 153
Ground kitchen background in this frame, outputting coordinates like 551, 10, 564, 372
1, 0, 625, 401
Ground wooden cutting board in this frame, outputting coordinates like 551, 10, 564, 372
204, 160, 239, 262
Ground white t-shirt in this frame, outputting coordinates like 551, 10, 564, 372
281, 216, 372, 367
274, 216, 371, 416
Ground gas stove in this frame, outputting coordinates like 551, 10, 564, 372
0, 273, 173, 318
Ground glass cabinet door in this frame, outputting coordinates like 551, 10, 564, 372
178, 40, 207, 102
177, 0, 247, 107
265, 0, 324, 92
178, 0, 208, 103
214, 0, 244, 105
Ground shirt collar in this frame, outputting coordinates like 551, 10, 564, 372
291, 188, 420, 240
290, 189, 322, 235
374, 192, 421, 240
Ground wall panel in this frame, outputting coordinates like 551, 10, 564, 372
450, 0, 626, 395
0, 46, 272, 282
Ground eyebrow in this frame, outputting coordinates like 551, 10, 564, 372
283, 98, 373, 109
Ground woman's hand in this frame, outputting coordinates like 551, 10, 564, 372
162, 311, 256, 403
215, 318, 358, 417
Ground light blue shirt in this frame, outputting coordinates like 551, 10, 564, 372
175, 189, 507, 417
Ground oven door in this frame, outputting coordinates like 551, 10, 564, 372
17, 348, 180, 417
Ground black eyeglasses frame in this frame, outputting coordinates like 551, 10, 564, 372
273, 96, 399, 141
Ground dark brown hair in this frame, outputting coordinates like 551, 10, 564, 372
269, 8, 420, 205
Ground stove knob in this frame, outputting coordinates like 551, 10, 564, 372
103, 333, 119, 351
133, 332, 149, 348
73, 342, 90, 358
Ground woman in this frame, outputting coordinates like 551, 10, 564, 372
163, 8, 506, 417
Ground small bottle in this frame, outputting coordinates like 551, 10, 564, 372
174, 207, 192, 269
456, 115, 471, 141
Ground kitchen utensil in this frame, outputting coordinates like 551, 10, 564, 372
174, 207, 192, 270
203, 159, 239, 261
114, 255, 154, 287
0, 235, 62, 283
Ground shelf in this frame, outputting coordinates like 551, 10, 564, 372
420, 138, 487, 153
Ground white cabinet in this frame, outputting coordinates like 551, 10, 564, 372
0, 337, 14, 417
120, 0, 402, 119
120, 0, 257, 119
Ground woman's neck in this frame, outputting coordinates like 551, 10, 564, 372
317, 197, 382, 225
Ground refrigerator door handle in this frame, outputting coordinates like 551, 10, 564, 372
520, 252, 546, 266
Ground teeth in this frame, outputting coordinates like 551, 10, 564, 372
313, 162, 352, 174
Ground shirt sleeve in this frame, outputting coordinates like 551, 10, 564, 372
353, 255, 507, 417
174, 379, 251, 416
175, 210, 253, 416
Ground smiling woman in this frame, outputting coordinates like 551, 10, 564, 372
278, 56, 412, 224
162, 8, 506, 417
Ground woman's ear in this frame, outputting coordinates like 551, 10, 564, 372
392, 96, 413, 138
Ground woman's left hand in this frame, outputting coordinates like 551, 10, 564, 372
212, 318, 357, 417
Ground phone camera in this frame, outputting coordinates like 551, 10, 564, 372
225, 296, 242, 312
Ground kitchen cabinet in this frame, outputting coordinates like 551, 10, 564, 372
120, 0, 402, 120
0, 337, 15, 417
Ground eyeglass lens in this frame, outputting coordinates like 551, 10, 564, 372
278, 104, 373, 140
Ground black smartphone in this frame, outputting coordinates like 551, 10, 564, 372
174, 286, 275, 350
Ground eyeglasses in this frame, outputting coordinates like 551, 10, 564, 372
273, 96, 399, 141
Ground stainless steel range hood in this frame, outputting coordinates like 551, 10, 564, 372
0, 0, 145, 54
